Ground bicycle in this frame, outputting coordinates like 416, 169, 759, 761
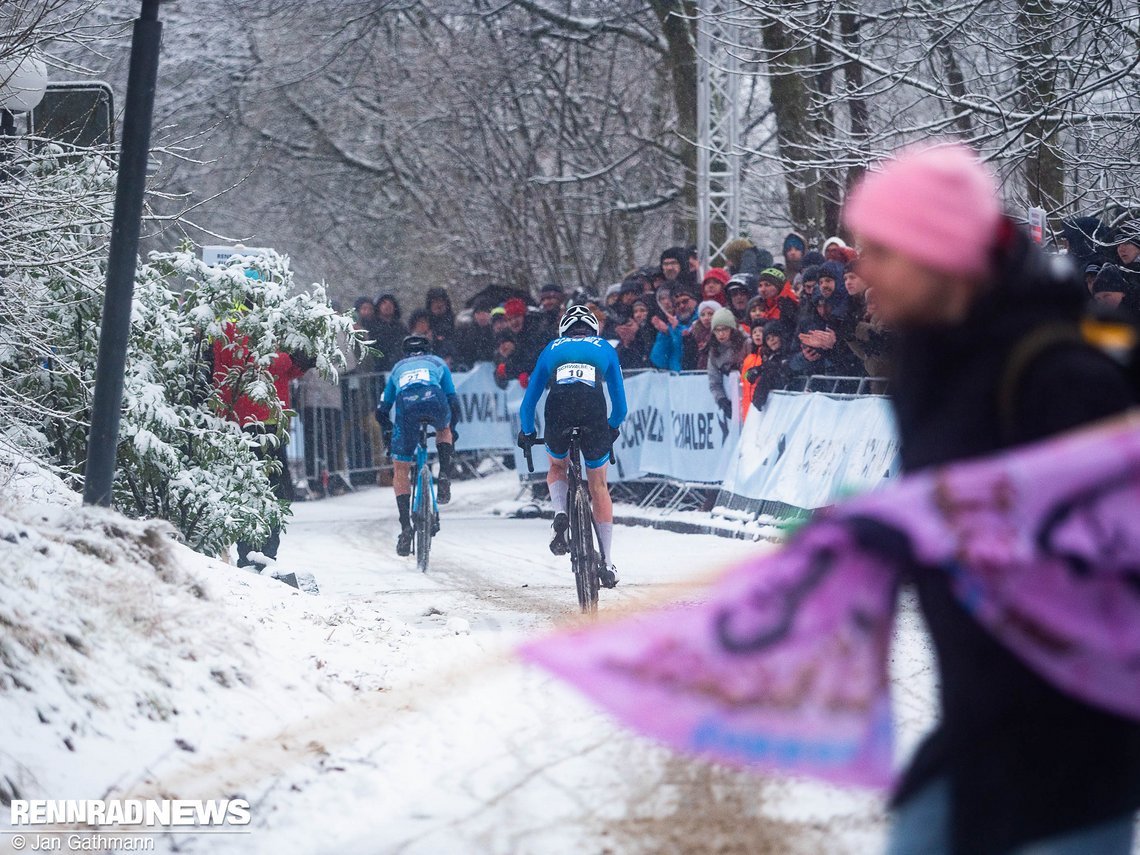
523, 428, 612, 614
409, 419, 441, 573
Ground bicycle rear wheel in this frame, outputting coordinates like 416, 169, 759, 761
415, 463, 433, 573
569, 483, 599, 614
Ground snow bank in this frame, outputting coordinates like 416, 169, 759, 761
0, 445, 405, 809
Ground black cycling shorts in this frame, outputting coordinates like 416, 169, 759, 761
543, 384, 612, 468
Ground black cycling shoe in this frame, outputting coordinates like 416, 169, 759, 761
549, 512, 569, 556
437, 476, 451, 505
598, 562, 619, 589
396, 527, 412, 556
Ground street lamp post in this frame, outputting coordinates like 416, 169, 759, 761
0, 50, 48, 169
82, 0, 163, 507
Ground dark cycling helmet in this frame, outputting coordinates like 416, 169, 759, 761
402, 334, 432, 355
558, 304, 600, 337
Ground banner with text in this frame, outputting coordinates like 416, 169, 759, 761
452, 362, 514, 452
720, 392, 899, 509
620, 372, 740, 484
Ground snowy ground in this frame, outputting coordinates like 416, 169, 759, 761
0, 459, 938, 854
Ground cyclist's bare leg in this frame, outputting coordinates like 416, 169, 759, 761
390, 458, 415, 554
392, 460, 413, 537
547, 455, 570, 514
585, 464, 612, 522
546, 455, 571, 555
392, 460, 412, 496
586, 464, 617, 585
434, 425, 455, 502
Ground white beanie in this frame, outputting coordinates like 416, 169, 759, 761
698, 299, 722, 316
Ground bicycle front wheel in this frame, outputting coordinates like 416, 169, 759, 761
415, 463, 434, 573
569, 484, 599, 614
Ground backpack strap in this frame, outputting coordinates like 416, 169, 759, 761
997, 323, 1083, 443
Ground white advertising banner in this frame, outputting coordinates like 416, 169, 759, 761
721, 391, 899, 509
451, 362, 514, 452
507, 380, 548, 476
509, 369, 743, 484
629, 371, 740, 484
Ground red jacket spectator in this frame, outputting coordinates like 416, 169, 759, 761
213, 322, 307, 426
700, 267, 731, 305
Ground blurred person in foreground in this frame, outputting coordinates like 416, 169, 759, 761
846, 142, 1140, 855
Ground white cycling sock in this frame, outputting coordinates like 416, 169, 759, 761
596, 522, 613, 566
549, 479, 569, 515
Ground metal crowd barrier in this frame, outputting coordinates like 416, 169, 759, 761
283, 364, 888, 513
800, 375, 889, 396
286, 370, 387, 497
287, 367, 520, 499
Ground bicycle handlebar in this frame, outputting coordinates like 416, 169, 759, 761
521, 436, 616, 472
523, 436, 543, 473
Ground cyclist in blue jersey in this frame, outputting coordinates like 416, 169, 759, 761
517, 304, 628, 587
376, 335, 460, 556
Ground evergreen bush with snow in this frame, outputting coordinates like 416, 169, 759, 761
0, 146, 355, 556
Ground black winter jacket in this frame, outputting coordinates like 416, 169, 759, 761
889, 223, 1140, 855
454, 322, 495, 368
371, 318, 407, 372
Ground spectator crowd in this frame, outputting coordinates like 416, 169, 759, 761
339, 217, 1140, 424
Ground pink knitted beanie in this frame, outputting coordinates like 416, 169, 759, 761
843, 143, 1003, 277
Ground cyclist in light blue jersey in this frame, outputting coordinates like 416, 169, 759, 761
376, 335, 460, 556
517, 304, 627, 586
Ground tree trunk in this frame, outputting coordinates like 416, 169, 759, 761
759, 17, 820, 241
840, 5, 870, 198
650, 0, 699, 243
1017, 0, 1064, 210
812, 17, 842, 239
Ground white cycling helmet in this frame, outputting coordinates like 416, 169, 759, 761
558, 304, 600, 337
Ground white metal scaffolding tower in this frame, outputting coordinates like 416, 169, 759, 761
696, 0, 742, 268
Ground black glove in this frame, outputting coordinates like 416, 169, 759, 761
610, 426, 621, 446
517, 431, 536, 450
381, 427, 393, 448
744, 366, 762, 383
717, 398, 732, 419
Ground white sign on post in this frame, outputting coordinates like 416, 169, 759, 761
201, 245, 276, 267
1027, 207, 1046, 245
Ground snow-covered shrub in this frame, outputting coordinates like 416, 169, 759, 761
0, 144, 114, 472
123, 247, 355, 554
0, 146, 356, 556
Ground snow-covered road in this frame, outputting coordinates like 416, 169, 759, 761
1, 463, 923, 855
163, 474, 892, 854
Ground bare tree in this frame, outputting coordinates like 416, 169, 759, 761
731, 0, 1140, 238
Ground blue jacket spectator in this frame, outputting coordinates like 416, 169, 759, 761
648, 291, 699, 371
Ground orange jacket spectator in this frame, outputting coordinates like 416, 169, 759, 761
756, 269, 800, 328
740, 348, 763, 421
